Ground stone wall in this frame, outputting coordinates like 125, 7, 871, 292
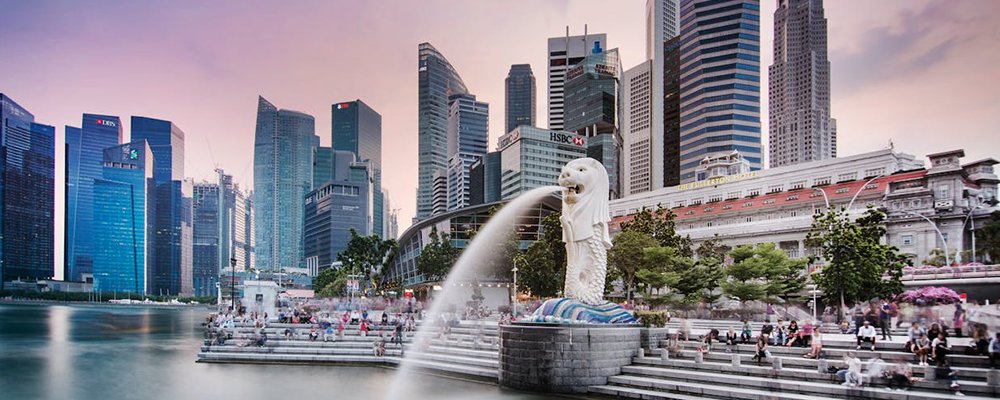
498, 323, 640, 393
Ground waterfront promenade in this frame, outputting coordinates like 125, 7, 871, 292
200, 313, 1000, 399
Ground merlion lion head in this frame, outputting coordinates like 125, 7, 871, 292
558, 158, 611, 245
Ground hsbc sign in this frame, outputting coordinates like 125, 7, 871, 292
550, 132, 586, 147
95, 119, 117, 127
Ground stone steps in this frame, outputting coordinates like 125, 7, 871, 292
604, 364, 991, 400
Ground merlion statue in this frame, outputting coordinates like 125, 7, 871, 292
558, 158, 612, 305
528, 158, 636, 324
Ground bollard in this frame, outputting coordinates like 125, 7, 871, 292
987, 369, 1000, 387
732, 353, 741, 367
772, 356, 782, 371
924, 365, 936, 381
817, 359, 828, 374
638, 348, 645, 358
694, 351, 704, 364
661, 349, 670, 361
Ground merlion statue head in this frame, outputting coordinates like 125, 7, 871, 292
558, 158, 611, 247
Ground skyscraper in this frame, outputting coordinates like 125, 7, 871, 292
646, 0, 680, 189
0, 94, 55, 288
662, 37, 683, 187
547, 30, 608, 131
65, 114, 123, 281
313, 146, 333, 188
446, 93, 488, 211
253, 96, 315, 271
498, 126, 588, 200
769, 0, 835, 167
131, 116, 192, 295
563, 45, 623, 198
331, 100, 382, 236
235, 192, 254, 271
622, 60, 654, 196
92, 140, 154, 294
505, 64, 536, 133
678, 0, 762, 183
416, 43, 469, 221
303, 151, 372, 270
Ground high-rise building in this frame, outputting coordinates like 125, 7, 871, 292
92, 140, 154, 294
505, 64, 536, 133
192, 169, 251, 296
313, 146, 333, 188
331, 100, 383, 236
431, 169, 448, 216
769, 0, 835, 167
498, 126, 588, 200
646, 0, 680, 189
547, 30, 608, 131
662, 37, 683, 187
0, 94, 55, 289
131, 116, 192, 295
446, 94, 489, 211
623, 60, 654, 196
303, 151, 372, 270
678, 0, 762, 183
65, 114, 123, 281
563, 45, 623, 198
235, 192, 254, 271
469, 152, 502, 207
253, 96, 315, 272
417, 43, 470, 221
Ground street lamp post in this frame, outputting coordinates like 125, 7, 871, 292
230, 258, 237, 312
813, 187, 831, 210
808, 284, 820, 321
846, 175, 884, 211
511, 259, 519, 318
962, 205, 984, 263
904, 211, 950, 266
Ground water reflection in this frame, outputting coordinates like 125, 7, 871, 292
0, 304, 555, 400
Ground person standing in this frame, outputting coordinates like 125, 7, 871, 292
953, 304, 966, 338
989, 332, 1000, 369
879, 301, 892, 341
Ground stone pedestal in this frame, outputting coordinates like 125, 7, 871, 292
499, 323, 640, 394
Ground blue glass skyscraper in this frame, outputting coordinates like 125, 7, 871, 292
446, 93, 488, 211
65, 114, 122, 281
417, 43, 469, 220
678, 0, 762, 182
253, 96, 315, 271
92, 141, 154, 294
131, 116, 192, 295
332, 100, 382, 237
0, 94, 55, 288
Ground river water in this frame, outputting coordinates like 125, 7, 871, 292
0, 303, 552, 400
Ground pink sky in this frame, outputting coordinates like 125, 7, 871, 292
0, 0, 998, 279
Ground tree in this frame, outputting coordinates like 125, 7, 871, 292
922, 248, 955, 267
695, 235, 730, 262
314, 266, 348, 298
517, 212, 566, 298
638, 246, 683, 297
337, 229, 398, 295
619, 206, 693, 257
977, 211, 1000, 262
416, 227, 458, 282
719, 243, 807, 304
608, 230, 659, 302
720, 245, 769, 304
807, 207, 909, 319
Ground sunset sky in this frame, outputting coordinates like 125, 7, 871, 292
1, 0, 998, 278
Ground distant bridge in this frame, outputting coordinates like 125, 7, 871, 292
897, 264, 1000, 300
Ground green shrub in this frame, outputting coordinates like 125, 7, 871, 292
635, 310, 666, 327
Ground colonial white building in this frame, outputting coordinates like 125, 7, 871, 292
610, 148, 998, 264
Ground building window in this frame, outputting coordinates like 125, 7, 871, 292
763, 198, 775, 205
936, 185, 949, 199
838, 172, 858, 182
768, 185, 784, 194
708, 195, 722, 203
748, 189, 761, 197
743, 201, 753, 207
786, 194, 799, 201
746, 217, 752, 223
941, 233, 948, 242
790, 181, 806, 190
727, 191, 740, 200
835, 187, 850, 194
814, 177, 831, 186
864, 183, 879, 190
901, 235, 913, 246
864, 168, 885, 178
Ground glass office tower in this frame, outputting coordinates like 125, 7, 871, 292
331, 100, 382, 236
65, 114, 123, 281
0, 94, 55, 288
92, 141, 154, 294
253, 96, 315, 271
131, 116, 192, 295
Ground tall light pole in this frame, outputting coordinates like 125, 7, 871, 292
961, 205, 984, 263
813, 187, 830, 210
511, 259, 519, 318
904, 211, 950, 266
846, 175, 884, 211
808, 284, 821, 321
230, 258, 237, 312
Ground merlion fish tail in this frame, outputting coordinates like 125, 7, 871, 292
580, 232, 608, 305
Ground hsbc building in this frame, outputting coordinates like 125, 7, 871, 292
497, 126, 587, 200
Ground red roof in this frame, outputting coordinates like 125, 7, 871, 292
611, 170, 928, 229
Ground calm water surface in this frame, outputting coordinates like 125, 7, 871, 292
0, 303, 555, 400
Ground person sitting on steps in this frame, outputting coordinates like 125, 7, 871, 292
857, 320, 877, 351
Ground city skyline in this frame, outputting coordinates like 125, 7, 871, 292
1, 0, 999, 278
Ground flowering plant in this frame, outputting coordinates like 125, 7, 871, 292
895, 286, 962, 305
